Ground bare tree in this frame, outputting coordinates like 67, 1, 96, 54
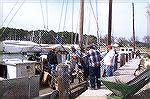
117, 37, 129, 47
143, 36, 150, 44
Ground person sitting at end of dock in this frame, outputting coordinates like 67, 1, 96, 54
47, 48, 58, 75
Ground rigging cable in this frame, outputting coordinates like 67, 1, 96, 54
57, 0, 65, 32
2, 0, 20, 26
39, 0, 49, 44
61, 0, 68, 44
71, 0, 74, 44
96, 0, 100, 44
56, 0, 65, 44
85, 6, 91, 47
1, 0, 26, 36
40, 0, 46, 29
74, 5, 80, 44
89, 0, 100, 36
62, 0, 68, 31
46, 0, 48, 29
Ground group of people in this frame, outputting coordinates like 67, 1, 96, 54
46, 44, 118, 90
66, 44, 117, 90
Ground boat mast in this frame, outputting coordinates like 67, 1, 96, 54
132, 3, 135, 52
108, 0, 113, 45
0, 0, 2, 28
79, 0, 84, 48
147, 3, 150, 49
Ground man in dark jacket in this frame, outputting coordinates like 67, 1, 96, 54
47, 48, 58, 74
80, 48, 89, 81
87, 44, 102, 90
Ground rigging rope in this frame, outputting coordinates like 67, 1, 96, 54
57, 0, 65, 32
89, 0, 100, 37
46, 0, 48, 29
85, 6, 91, 48
2, 0, 20, 26
74, 11, 80, 44
0, 0, 26, 37
71, 0, 74, 44
62, 0, 68, 31
96, 0, 100, 43
40, 0, 46, 29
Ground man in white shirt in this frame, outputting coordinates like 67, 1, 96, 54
103, 45, 115, 76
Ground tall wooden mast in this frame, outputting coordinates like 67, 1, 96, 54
0, 0, 2, 28
79, 0, 84, 47
132, 3, 135, 52
108, 0, 113, 45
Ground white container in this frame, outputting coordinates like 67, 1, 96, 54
3, 59, 38, 79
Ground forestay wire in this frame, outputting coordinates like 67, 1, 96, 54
39, 0, 70, 53
2, 0, 20, 26
40, 0, 46, 29
89, 0, 100, 38
0, 0, 26, 37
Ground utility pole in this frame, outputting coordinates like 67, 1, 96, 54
132, 3, 135, 52
79, 0, 84, 48
108, 0, 113, 45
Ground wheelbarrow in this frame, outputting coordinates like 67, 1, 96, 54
99, 68, 150, 99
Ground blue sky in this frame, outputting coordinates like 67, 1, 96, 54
0, 0, 150, 42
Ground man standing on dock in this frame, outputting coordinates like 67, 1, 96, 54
103, 45, 115, 77
47, 48, 58, 74
87, 44, 102, 90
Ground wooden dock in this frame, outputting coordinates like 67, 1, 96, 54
76, 58, 150, 99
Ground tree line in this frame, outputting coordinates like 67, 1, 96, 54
0, 27, 149, 48
0, 27, 96, 45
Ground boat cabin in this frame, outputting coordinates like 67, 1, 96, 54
0, 59, 39, 79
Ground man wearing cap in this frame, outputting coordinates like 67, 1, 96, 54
103, 45, 115, 77
87, 44, 102, 90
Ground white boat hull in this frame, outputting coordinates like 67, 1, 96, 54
2, 40, 42, 53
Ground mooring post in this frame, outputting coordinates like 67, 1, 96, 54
57, 63, 70, 99
129, 53, 131, 60
120, 53, 125, 67
126, 53, 128, 62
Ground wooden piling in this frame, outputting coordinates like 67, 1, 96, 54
126, 54, 128, 62
120, 53, 125, 67
57, 63, 70, 99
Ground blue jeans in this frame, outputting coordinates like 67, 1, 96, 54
48, 63, 56, 74
89, 66, 101, 89
106, 66, 113, 77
